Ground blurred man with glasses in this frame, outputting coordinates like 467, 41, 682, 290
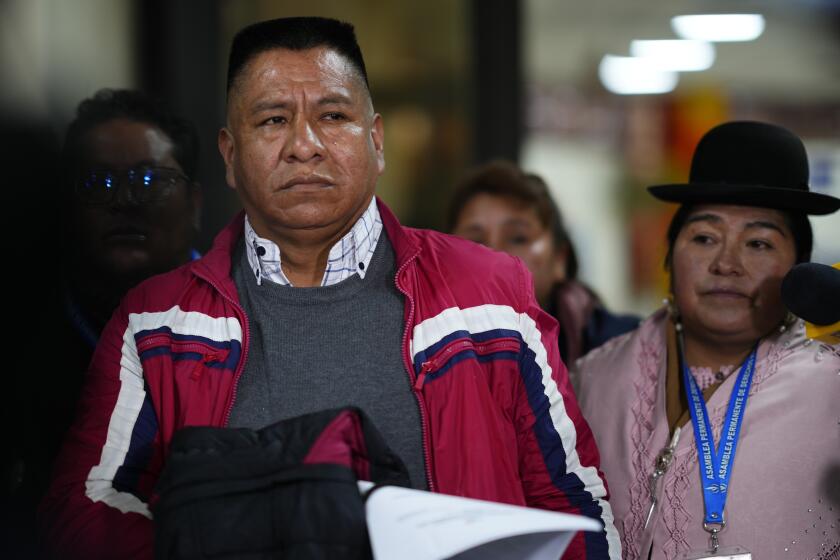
12, 90, 201, 548
66, 88, 202, 336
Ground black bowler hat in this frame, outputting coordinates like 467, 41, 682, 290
648, 121, 840, 215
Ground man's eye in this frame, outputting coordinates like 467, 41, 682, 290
322, 112, 347, 121
691, 234, 715, 245
262, 116, 287, 125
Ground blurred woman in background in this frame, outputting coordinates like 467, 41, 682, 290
575, 121, 840, 559
449, 160, 638, 365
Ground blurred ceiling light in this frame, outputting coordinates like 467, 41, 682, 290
630, 39, 715, 71
671, 14, 765, 42
599, 55, 678, 95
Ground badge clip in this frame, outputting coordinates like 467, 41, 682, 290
703, 521, 725, 554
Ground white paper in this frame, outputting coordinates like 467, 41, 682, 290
359, 482, 602, 560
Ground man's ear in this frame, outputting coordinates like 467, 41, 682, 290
371, 113, 385, 175
218, 127, 237, 190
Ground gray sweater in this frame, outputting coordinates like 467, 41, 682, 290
228, 232, 427, 489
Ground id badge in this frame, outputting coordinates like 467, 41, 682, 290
679, 546, 751, 560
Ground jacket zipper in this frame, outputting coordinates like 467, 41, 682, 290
190, 270, 251, 427
137, 335, 229, 354
474, 338, 521, 354
136, 334, 231, 382
190, 350, 227, 381
394, 249, 436, 491
414, 337, 521, 390
136, 334, 170, 351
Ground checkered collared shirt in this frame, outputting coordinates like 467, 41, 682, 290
244, 197, 383, 287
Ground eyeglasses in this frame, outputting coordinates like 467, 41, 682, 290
75, 166, 191, 205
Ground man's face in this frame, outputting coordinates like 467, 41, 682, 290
73, 118, 200, 282
219, 47, 385, 241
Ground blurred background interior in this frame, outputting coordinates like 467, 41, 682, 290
1, 0, 838, 316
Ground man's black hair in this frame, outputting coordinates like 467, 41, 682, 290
226, 17, 369, 94
62, 88, 200, 181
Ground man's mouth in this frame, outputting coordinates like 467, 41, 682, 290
280, 175, 334, 191
104, 226, 148, 243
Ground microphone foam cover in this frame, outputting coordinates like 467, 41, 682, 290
781, 262, 840, 326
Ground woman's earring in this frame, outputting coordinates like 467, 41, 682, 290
779, 310, 797, 333
663, 295, 683, 332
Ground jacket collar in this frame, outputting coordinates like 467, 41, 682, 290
192, 198, 421, 296
191, 210, 245, 300
376, 197, 421, 270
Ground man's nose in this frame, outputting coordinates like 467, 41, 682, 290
710, 241, 744, 276
283, 116, 325, 163
109, 178, 141, 209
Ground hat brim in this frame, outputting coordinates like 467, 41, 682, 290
647, 183, 840, 215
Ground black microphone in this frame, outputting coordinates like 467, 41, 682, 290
781, 262, 840, 326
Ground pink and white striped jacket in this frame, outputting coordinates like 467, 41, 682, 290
41, 199, 620, 559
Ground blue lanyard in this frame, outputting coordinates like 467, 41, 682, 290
63, 288, 100, 350
682, 346, 757, 525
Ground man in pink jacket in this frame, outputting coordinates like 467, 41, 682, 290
41, 17, 620, 559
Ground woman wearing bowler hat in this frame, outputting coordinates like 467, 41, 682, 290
574, 121, 840, 559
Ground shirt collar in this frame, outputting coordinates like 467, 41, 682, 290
244, 197, 382, 287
